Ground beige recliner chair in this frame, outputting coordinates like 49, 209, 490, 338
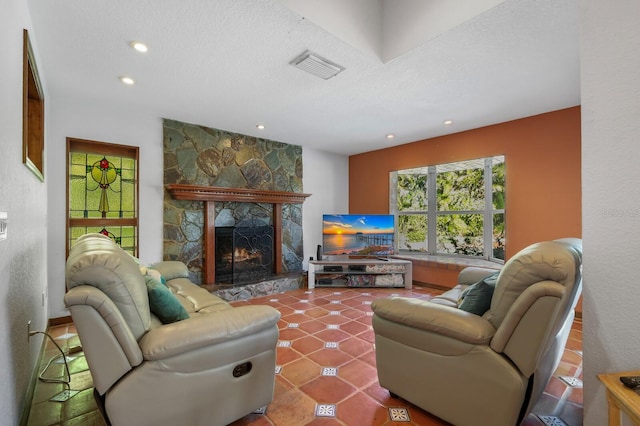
372, 238, 582, 426
64, 233, 281, 426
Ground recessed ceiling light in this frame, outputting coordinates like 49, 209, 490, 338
256, 124, 265, 130
386, 134, 395, 139
443, 120, 453, 125
119, 76, 135, 85
130, 41, 148, 53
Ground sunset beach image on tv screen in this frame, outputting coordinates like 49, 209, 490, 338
322, 214, 395, 256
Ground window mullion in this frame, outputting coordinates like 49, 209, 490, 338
389, 171, 398, 252
483, 158, 493, 259
427, 165, 437, 254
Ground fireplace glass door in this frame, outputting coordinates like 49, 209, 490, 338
215, 223, 274, 285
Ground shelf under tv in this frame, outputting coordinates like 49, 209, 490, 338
308, 259, 412, 289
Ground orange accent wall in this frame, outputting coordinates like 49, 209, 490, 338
349, 107, 582, 292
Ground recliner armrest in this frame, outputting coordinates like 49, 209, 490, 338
372, 297, 496, 345
149, 261, 190, 281
458, 266, 500, 286
139, 305, 281, 360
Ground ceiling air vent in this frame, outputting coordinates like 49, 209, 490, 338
290, 50, 345, 80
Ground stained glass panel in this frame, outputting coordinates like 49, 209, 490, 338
69, 225, 137, 255
69, 152, 136, 219
67, 139, 139, 256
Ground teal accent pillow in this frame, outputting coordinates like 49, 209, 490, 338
458, 272, 500, 316
144, 274, 189, 324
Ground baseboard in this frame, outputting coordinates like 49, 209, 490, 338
49, 315, 72, 327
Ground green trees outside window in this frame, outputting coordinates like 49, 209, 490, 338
392, 156, 505, 261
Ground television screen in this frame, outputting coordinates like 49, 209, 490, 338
322, 214, 395, 257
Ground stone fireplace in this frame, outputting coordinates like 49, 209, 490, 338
163, 119, 310, 300
166, 184, 310, 290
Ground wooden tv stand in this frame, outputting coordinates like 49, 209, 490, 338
308, 259, 412, 289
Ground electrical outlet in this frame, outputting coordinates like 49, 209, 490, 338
27, 320, 31, 342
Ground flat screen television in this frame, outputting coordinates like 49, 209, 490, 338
322, 214, 395, 257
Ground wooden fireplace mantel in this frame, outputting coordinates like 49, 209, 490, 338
166, 184, 311, 204
166, 184, 311, 285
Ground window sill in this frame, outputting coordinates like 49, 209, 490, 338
392, 254, 502, 272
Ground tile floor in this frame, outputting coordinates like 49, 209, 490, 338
26, 285, 583, 426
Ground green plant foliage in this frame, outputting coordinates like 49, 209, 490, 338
398, 214, 427, 244
492, 161, 505, 209
435, 165, 485, 255
436, 214, 484, 255
397, 174, 427, 211
436, 168, 484, 211
493, 213, 505, 260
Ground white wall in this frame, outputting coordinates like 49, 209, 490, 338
302, 148, 350, 270
581, 0, 640, 425
0, 1, 49, 423
46, 96, 350, 317
46, 96, 165, 318
381, 0, 506, 62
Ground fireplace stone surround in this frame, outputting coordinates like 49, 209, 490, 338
166, 185, 310, 300
163, 119, 310, 301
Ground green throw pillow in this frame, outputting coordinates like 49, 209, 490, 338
144, 274, 189, 324
458, 272, 500, 316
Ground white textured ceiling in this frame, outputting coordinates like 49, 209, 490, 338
26, 0, 580, 156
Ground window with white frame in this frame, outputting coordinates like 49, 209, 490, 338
390, 155, 505, 261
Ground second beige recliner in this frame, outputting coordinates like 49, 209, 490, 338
372, 238, 582, 426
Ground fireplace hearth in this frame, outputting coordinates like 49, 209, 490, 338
215, 222, 274, 285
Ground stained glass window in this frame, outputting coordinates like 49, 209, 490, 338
67, 138, 139, 256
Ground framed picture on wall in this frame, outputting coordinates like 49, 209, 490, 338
23, 29, 45, 182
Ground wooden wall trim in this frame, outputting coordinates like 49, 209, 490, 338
166, 184, 311, 204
